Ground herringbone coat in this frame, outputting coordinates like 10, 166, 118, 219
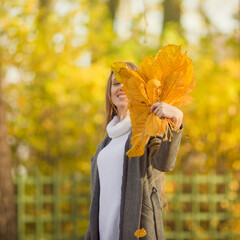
84, 128, 182, 240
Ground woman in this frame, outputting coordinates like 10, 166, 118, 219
84, 62, 183, 240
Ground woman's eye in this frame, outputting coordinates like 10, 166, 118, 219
113, 82, 121, 85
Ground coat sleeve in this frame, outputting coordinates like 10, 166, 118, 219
147, 124, 183, 172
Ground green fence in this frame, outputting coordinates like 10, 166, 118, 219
14, 172, 240, 240
163, 173, 240, 240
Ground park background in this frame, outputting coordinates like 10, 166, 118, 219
0, 0, 239, 239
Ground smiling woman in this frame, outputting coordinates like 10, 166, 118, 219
105, 62, 139, 126
84, 61, 183, 240
111, 76, 129, 122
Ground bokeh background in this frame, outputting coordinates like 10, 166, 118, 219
0, 0, 239, 239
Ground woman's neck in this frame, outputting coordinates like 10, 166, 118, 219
118, 109, 129, 122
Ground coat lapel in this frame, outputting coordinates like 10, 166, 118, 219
90, 135, 111, 240
119, 132, 145, 240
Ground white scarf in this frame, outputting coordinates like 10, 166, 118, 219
107, 112, 131, 138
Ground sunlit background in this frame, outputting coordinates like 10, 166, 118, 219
0, 0, 239, 239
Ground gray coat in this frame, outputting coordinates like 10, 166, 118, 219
84, 128, 182, 240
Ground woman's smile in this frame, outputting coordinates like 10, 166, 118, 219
111, 73, 129, 120
117, 93, 127, 100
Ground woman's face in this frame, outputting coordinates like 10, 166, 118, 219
111, 73, 128, 113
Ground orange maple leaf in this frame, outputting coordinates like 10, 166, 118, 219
111, 44, 195, 158
134, 228, 147, 238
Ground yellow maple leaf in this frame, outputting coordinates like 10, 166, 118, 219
134, 228, 147, 238
111, 44, 195, 158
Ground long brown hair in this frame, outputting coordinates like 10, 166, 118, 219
104, 62, 139, 130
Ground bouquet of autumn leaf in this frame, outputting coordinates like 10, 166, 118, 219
111, 44, 195, 158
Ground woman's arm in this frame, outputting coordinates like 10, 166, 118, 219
148, 127, 182, 172
148, 102, 183, 172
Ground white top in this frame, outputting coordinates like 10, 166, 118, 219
97, 113, 131, 240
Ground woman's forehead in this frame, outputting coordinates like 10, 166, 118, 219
111, 73, 117, 82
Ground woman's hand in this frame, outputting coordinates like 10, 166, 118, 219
150, 102, 183, 129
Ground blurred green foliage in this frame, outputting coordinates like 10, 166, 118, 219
0, 0, 239, 177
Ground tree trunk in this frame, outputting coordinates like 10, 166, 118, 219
37, 0, 52, 23
163, 0, 181, 30
107, 0, 120, 20
0, 61, 18, 239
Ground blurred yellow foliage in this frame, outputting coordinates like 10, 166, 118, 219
1, 0, 239, 176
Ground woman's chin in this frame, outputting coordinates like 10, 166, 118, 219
118, 102, 128, 108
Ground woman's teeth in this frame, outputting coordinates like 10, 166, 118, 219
118, 95, 126, 99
